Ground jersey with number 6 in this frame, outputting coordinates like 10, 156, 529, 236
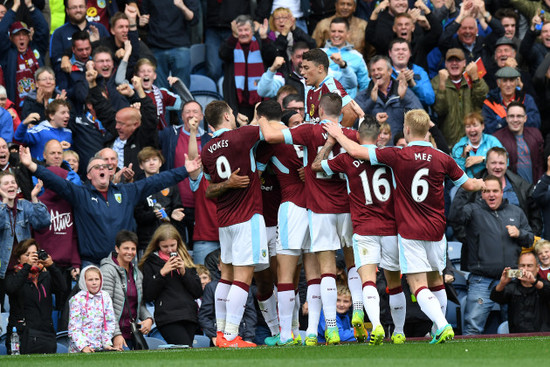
201, 126, 263, 227
322, 147, 396, 236
282, 121, 356, 214
369, 141, 468, 241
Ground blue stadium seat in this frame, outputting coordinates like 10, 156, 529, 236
56, 330, 69, 347
497, 321, 509, 334
145, 336, 167, 350
56, 342, 69, 353
190, 44, 207, 75
448, 241, 462, 264
190, 74, 218, 94
193, 335, 210, 348
217, 76, 224, 97
0, 344, 6, 355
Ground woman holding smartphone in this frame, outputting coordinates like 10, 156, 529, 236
139, 224, 202, 346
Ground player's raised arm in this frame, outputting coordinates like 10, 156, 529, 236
461, 178, 486, 192
258, 116, 286, 144
323, 122, 370, 160
311, 135, 336, 172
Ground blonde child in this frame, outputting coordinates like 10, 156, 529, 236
63, 150, 79, 174
68, 266, 117, 353
318, 285, 356, 343
197, 265, 212, 290
376, 122, 392, 147
534, 240, 550, 281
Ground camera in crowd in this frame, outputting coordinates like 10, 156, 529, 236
169, 252, 178, 258
37, 249, 49, 261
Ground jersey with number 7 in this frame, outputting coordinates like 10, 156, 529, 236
201, 125, 263, 227
369, 141, 468, 241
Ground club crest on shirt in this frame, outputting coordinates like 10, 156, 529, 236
161, 188, 170, 196
114, 193, 122, 203
262, 249, 267, 258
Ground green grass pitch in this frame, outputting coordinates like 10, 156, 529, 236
1, 336, 549, 367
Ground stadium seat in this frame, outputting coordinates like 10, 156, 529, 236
448, 241, 462, 264
217, 76, 224, 97
56, 330, 69, 347
190, 44, 207, 75
56, 342, 69, 353
0, 344, 6, 355
497, 321, 509, 334
193, 335, 210, 348
146, 336, 168, 350
190, 74, 218, 94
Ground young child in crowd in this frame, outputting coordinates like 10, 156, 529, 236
318, 285, 356, 343
376, 122, 392, 147
535, 240, 550, 281
68, 266, 117, 353
197, 265, 211, 290
63, 150, 80, 174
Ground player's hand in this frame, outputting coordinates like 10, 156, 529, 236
184, 154, 202, 174
349, 99, 365, 119
297, 167, 305, 182
236, 113, 249, 126
506, 225, 520, 238
171, 208, 185, 221
323, 122, 343, 139
227, 168, 250, 188
465, 155, 484, 168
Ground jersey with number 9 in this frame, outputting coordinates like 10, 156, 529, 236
201, 126, 263, 227
371, 142, 468, 241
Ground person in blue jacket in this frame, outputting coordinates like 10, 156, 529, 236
318, 284, 356, 343
18, 142, 202, 268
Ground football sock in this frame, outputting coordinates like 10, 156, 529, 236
388, 286, 406, 334
347, 266, 364, 312
214, 279, 231, 333
306, 279, 322, 336
277, 283, 295, 341
292, 289, 300, 337
415, 287, 447, 330
257, 288, 280, 336
362, 281, 380, 327
320, 274, 337, 329
225, 281, 249, 341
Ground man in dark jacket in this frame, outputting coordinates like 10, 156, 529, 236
490, 251, 550, 333
449, 175, 534, 335
451, 146, 543, 237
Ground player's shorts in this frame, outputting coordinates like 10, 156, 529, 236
219, 213, 269, 267
352, 234, 400, 272
308, 211, 352, 253
277, 202, 310, 256
397, 235, 446, 274
266, 226, 278, 257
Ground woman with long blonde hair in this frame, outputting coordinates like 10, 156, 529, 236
139, 224, 202, 346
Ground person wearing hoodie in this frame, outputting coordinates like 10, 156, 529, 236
68, 265, 117, 353
322, 17, 370, 99
100, 230, 153, 350
448, 175, 534, 335
139, 224, 202, 346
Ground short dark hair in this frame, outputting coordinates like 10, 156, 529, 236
13, 238, 41, 260
257, 100, 283, 121
282, 94, 304, 110
276, 85, 299, 101
369, 55, 392, 70
71, 30, 91, 47
494, 8, 519, 22
388, 37, 411, 53
204, 101, 231, 128
115, 230, 138, 248
507, 101, 526, 113
393, 131, 405, 145
110, 11, 129, 29
302, 49, 329, 72
330, 17, 350, 30
358, 117, 380, 141
486, 146, 509, 161
291, 41, 310, 55
484, 174, 502, 189
319, 92, 342, 117
183, 100, 203, 112
92, 46, 113, 60
46, 99, 71, 120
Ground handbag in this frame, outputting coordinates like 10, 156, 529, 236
119, 272, 149, 350
21, 327, 57, 354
